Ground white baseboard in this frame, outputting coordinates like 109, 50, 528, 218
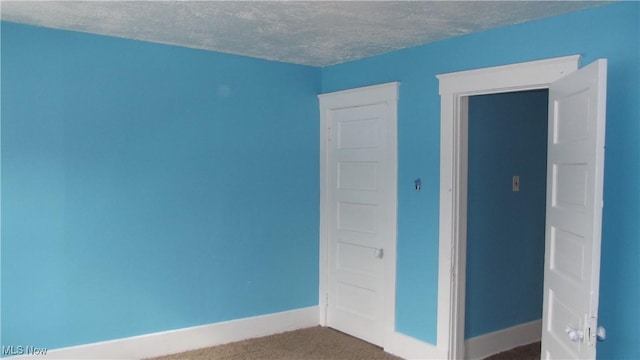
464, 319, 542, 360
386, 331, 446, 360
12, 306, 319, 359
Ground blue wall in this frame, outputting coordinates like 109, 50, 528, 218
2, 2, 639, 359
1, 23, 320, 349
465, 90, 548, 338
322, 3, 639, 358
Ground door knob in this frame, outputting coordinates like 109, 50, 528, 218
565, 326, 584, 342
596, 326, 606, 341
374, 248, 384, 259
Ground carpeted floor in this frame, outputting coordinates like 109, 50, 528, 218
149, 326, 540, 360
149, 326, 402, 360
483, 341, 541, 360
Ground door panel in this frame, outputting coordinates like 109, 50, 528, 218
320, 84, 398, 347
542, 59, 607, 360
338, 162, 379, 190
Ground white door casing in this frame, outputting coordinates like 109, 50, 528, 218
318, 82, 398, 348
437, 55, 598, 359
541, 59, 607, 359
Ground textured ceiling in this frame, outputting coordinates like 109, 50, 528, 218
1, 1, 609, 67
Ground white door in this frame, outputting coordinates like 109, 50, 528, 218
542, 59, 607, 359
319, 83, 398, 347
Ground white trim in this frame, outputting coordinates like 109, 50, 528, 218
436, 55, 580, 360
437, 55, 580, 95
9, 306, 319, 359
318, 82, 399, 348
464, 320, 542, 360
386, 331, 446, 360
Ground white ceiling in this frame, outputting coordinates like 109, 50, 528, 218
1, 1, 609, 67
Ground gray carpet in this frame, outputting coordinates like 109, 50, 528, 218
149, 326, 402, 360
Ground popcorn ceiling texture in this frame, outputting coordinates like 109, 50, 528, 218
1, 1, 608, 67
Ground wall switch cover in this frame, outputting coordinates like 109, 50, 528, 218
513, 175, 520, 192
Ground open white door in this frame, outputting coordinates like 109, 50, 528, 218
541, 59, 607, 359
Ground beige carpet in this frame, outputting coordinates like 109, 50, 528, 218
483, 341, 541, 360
149, 326, 402, 360
149, 326, 540, 360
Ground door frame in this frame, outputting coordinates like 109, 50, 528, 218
436, 55, 581, 359
318, 82, 399, 348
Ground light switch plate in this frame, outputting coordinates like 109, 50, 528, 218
513, 175, 520, 192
